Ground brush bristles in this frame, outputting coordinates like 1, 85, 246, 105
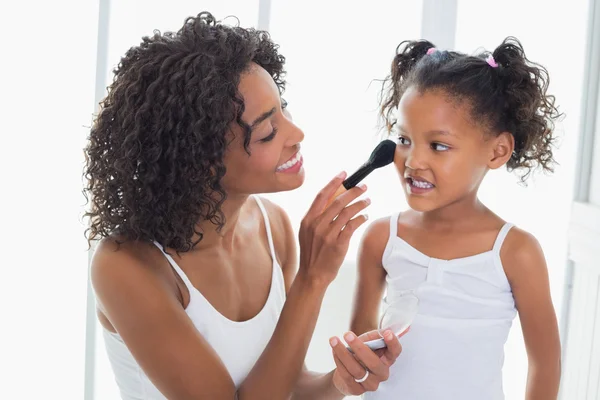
368, 140, 396, 169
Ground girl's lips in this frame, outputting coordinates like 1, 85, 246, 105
405, 176, 435, 194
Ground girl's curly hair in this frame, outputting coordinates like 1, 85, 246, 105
84, 12, 286, 252
380, 37, 563, 181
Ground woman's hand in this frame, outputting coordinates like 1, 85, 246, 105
297, 172, 370, 286
329, 330, 403, 396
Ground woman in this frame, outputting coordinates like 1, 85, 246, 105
84, 11, 401, 400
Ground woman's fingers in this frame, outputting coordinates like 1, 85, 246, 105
330, 331, 402, 394
318, 184, 367, 226
331, 333, 375, 380
379, 330, 403, 367
304, 172, 347, 221
343, 332, 389, 380
331, 349, 365, 395
357, 329, 405, 367
329, 196, 370, 234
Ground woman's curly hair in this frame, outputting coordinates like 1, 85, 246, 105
84, 12, 286, 252
380, 37, 563, 181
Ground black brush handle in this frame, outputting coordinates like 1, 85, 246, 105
342, 163, 374, 189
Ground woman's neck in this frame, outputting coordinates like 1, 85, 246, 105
191, 193, 251, 251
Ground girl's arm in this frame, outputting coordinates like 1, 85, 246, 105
350, 218, 389, 336
502, 228, 561, 400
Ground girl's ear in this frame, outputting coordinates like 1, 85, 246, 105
488, 132, 514, 170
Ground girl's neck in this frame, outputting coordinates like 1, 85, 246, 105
417, 192, 489, 230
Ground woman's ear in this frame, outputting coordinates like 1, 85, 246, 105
488, 132, 514, 170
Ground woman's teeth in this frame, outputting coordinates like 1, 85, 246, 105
277, 152, 302, 172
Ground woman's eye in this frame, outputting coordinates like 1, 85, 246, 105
260, 128, 278, 143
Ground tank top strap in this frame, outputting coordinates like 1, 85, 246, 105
492, 222, 514, 254
389, 212, 400, 238
152, 241, 195, 294
253, 196, 277, 262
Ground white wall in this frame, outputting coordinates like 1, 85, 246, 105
0, 1, 99, 399
592, 96, 600, 206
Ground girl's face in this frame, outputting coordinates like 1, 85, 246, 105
221, 63, 305, 195
392, 87, 513, 213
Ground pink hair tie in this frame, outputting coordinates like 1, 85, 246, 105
486, 54, 498, 68
426, 47, 437, 55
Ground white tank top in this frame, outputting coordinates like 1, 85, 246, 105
364, 213, 517, 400
101, 196, 287, 399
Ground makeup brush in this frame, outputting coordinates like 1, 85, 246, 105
325, 139, 396, 209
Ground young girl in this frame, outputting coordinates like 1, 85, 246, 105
349, 38, 562, 399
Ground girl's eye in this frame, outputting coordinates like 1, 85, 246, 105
398, 136, 411, 146
431, 142, 450, 151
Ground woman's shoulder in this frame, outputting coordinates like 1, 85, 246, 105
91, 237, 182, 331
253, 196, 290, 228
91, 237, 179, 302
252, 196, 295, 265
92, 236, 163, 271
252, 196, 293, 241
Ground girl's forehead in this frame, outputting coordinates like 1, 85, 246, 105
396, 88, 475, 130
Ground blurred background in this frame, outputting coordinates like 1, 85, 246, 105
1, 0, 598, 398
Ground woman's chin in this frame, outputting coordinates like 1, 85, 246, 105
277, 168, 305, 192
261, 166, 303, 192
